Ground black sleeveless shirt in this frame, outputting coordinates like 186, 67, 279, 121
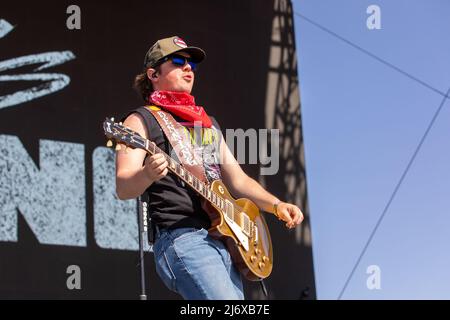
125, 106, 223, 230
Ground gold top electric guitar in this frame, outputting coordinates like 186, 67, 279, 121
103, 117, 273, 280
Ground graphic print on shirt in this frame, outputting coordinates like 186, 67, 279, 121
180, 124, 222, 183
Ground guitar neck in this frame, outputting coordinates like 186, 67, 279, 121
141, 138, 226, 210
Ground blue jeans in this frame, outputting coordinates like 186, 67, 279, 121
152, 226, 244, 300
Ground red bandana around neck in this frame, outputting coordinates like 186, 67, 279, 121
149, 90, 212, 128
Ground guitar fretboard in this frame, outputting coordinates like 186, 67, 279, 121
141, 137, 230, 214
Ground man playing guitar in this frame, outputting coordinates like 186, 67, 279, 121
115, 36, 303, 300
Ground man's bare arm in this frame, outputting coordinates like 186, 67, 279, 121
115, 113, 168, 200
219, 137, 304, 228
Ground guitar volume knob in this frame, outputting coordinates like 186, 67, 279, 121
258, 262, 265, 269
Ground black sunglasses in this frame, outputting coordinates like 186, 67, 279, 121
156, 54, 198, 71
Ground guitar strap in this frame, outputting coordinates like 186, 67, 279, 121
146, 105, 209, 184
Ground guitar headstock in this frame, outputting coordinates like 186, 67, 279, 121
103, 117, 147, 151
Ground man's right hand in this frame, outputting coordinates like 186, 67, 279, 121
116, 113, 168, 200
143, 153, 169, 183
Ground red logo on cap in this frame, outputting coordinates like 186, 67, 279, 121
173, 37, 187, 48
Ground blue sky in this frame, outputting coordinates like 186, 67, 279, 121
292, 0, 450, 299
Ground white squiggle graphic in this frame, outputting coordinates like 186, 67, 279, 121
0, 19, 14, 38
0, 19, 75, 109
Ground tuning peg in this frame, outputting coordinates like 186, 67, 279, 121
115, 144, 122, 151
106, 140, 113, 147
111, 117, 115, 121
119, 122, 123, 125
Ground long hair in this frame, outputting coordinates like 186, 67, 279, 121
133, 66, 160, 102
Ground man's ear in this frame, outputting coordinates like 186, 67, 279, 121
146, 68, 158, 80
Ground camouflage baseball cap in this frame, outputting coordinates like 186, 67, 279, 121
143, 36, 206, 68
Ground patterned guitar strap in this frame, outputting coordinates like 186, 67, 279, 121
146, 105, 209, 184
